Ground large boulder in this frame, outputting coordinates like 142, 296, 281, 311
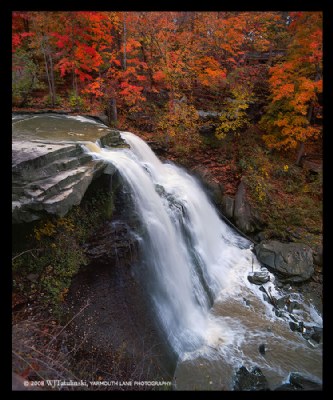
234, 181, 261, 234
255, 241, 314, 282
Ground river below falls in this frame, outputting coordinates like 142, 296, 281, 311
12, 113, 323, 390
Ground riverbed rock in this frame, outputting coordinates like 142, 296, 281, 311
254, 241, 314, 282
289, 373, 322, 390
247, 271, 270, 285
233, 366, 270, 391
234, 181, 262, 234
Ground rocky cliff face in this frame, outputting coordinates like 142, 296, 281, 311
12, 130, 125, 224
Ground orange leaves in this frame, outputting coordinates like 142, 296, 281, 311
153, 70, 166, 82
193, 56, 226, 88
260, 11, 322, 151
272, 83, 294, 101
82, 78, 104, 98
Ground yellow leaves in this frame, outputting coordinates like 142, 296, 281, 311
157, 101, 199, 139
34, 217, 75, 241
216, 85, 253, 138
283, 164, 289, 172
34, 221, 56, 241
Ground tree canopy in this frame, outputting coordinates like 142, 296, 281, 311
12, 11, 322, 160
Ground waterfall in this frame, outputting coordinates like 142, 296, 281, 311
86, 132, 254, 356
85, 131, 322, 384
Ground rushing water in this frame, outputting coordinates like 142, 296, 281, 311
12, 114, 322, 389
86, 131, 322, 390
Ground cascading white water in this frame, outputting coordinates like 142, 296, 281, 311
84, 131, 322, 388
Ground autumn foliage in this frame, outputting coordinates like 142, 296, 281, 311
12, 11, 322, 158
260, 12, 322, 152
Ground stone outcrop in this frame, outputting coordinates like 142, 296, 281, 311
234, 181, 262, 234
221, 195, 235, 219
83, 221, 139, 266
12, 128, 124, 224
255, 241, 314, 282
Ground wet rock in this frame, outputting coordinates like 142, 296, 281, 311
243, 297, 250, 307
289, 373, 322, 390
258, 344, 266, 355
84, 221, 139, 266
275, 373, 322, 391
301, 326, 322, 343
289, 321, 299, 332
255, 241, 314, 282
99, 130, 128, 148
276, 295, 289, 309
275, 309, 284, 318
233, 366, 270, 391
263, 294, 269, 302
311, 327, 323, 344
221, 195, 234, 219
287, 301, 301, 313
247, 271, 270, 285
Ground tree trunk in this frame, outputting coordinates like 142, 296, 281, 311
296, 142, 305, 166
107, 98, 118, 127
123, 13, 127, 71
48, 52, 56, 106
41, 37, 54, 107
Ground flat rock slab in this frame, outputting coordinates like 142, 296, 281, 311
12, 139, 109, 223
